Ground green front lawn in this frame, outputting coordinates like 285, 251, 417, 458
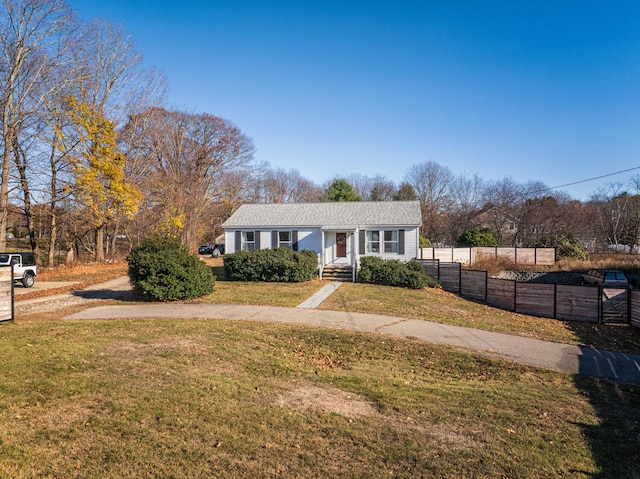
1, 318, 638, 478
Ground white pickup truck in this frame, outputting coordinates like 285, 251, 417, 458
0, 252, 37, 287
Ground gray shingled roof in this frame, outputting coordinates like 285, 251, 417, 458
222, 201, 421, 229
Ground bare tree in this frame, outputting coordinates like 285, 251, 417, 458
480, 177, 524, 245
403, 161, 455, 243
71, 19, 166, 124
0, 0, 74, 251
629, 175, 640, 195
588, 182, 633, 249
446, 173, 484, 244
255, 167, 323, 203
368, 175, 396, 201
122, 107, 256, 252
341, 173, 395, 201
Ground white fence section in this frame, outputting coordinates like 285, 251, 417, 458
420, 247, 555, 266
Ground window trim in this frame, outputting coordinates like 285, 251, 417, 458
242, 231, 256, 251
365, 230, 380, 253
278, 230, 293, 249
383, 230, 399, 253
361, 228, 405, 255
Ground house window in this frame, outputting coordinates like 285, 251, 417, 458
383, 230, 399, 253
365, 230, 380, 253
278, 231, 292, 249
242, 231, 255, 251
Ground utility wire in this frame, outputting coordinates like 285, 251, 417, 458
532, 166, 640, 195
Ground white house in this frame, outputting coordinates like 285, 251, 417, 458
222, 201, 422, 281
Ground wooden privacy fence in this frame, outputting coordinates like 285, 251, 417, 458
631, 290, 640, 329
422, 260, 605, 324
420, 247, 556, 266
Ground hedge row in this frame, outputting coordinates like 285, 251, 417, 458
357, 256, 439, 289
223, 247, 318, 282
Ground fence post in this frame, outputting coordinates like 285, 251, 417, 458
598, 285, 602, 323
553, 283, 557, 319
484, 270, 488, 303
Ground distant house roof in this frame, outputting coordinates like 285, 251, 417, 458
222, 201, 422, 229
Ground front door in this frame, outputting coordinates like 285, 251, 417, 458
336, 233, 347, 258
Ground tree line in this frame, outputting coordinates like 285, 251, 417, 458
1, 0, 636, 265
247, 164, 640, 256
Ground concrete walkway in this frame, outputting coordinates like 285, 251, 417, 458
297, 282, 342, 309
64, 302, 640, 386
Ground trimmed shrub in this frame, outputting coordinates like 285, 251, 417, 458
223, 247, 318, 282
358, 256, 439, 289
553, 233, 589, 261
419, 236, 432, 248
458, 228, 501, 247
127, 235, 215, 301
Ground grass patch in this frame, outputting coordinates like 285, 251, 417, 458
1, 318, 638, 478
194, 279, 327, 307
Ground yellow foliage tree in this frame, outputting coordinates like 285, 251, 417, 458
60, 95, 142, 261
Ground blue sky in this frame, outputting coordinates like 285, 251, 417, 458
68, 1, 640, 200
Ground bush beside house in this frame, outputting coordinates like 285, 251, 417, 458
127, 236, 215, 301
224, 248, 318, 282
358, 256, 439, 289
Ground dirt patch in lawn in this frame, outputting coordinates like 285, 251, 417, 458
276, 384, 377, 418
275, 384, 485, 450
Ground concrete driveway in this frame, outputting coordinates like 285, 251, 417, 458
63, 294, 640, 386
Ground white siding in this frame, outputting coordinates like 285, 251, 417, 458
296, 229, 322, 252
226, 228, 322, 254
226, 226, 419, 261
225, 231, 236, 253
357, 227, 419, 262
257, 230, 268, 250
402, 227, 419, 260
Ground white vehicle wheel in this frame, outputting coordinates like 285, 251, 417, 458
22, 274, 34, 288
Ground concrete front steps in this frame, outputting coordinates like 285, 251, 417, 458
321, 265, 353, 281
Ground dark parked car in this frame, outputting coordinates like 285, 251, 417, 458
198, 245, 213, 255
581, 269, 629, 288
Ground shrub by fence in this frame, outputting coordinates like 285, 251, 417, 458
420, 247, 556, 266
358, 256, 437, 289
422, 260, 603, 324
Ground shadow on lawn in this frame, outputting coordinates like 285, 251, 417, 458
571, 375, 640, 478
568, 320, 640, 477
